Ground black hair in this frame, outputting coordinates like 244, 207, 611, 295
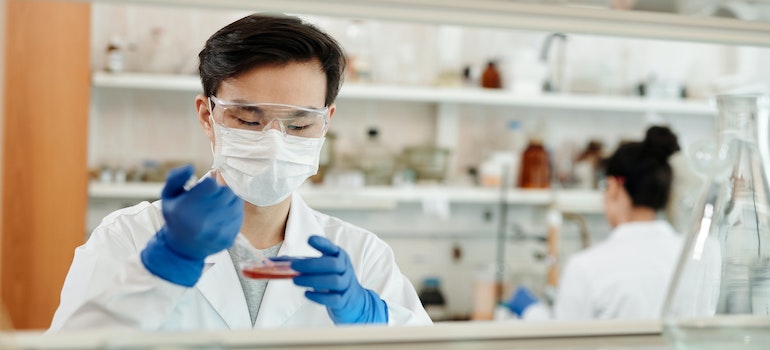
604, 126, 681, 210
198, 13, 347, 106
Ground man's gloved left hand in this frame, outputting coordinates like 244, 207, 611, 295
290, 236, 388, 324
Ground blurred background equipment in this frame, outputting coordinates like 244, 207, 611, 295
403, 146, 451, 182
664, 93, 770, 349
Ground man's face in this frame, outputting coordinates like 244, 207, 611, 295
197, 59, 334, 147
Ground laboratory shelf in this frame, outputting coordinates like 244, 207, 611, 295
340, 84, 712, 115
92, 72, 713, 115
89, 0, 770, 47
92, 72, 200, 91
88, 182, 604, 213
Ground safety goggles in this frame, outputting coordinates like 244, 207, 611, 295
209, 96, 329, 138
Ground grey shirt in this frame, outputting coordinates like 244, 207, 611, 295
228, 241, 283, 326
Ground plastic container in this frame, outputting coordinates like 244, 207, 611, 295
480, 152, 516, 188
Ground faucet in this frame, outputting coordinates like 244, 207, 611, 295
539, 33, 567, 93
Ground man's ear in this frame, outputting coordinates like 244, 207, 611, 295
329, 103, 337, 123
322, 104, 336, 137
195, 94, 215, 144
327, 103, 336, 122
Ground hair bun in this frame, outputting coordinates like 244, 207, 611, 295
643, 126, 680, 160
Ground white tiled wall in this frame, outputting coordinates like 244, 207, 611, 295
87, 3, 770, 318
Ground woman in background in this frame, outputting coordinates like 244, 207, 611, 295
509, 125, 684, 320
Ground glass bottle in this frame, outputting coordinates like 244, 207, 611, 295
344, 20, 373, 83
507, 120, 526, 186
418, 277, 448, 322
481, 61, 502, 89
518, 138, 550, 189
309, 132, 336, 184
358, 127, 394, 186
105, 34, 124, 73
663, 94, 770, 349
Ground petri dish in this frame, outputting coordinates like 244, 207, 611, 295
240, 256, 309, 280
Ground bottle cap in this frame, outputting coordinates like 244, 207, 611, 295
507, 120, 521, 130
423, 277, 441, 288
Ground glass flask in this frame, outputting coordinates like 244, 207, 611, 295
663, 94, 770, 350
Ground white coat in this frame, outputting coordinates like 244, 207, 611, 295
538, 220, 684, 320
49, 194, 432, 331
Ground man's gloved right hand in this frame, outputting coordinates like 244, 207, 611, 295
141, 165, 243, 287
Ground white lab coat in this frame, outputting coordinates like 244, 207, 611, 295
542, 220, 684, 320
49, 194, 432, 331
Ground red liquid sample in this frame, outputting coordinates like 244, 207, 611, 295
241, 267, 298, 279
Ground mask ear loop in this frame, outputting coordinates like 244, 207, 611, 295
319, 109, 331, 138
208, 97, 221, 171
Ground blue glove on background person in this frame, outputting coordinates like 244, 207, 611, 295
290, 236, 388, 324
141, 165, 244, 287
505, 286, 540, 317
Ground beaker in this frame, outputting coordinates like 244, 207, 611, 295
663, 94, 770, 349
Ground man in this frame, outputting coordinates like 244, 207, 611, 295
49, 13, 431, 331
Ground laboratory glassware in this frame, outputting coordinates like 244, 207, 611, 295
663, 93, 770, 349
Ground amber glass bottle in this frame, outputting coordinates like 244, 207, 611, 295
481, 61, 502, 89
518, 138, 550, 188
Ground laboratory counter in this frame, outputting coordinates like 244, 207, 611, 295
0, 319, 671, 349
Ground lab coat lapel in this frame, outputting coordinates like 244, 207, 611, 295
197, 249, 251, 329
254, 194, 324, 327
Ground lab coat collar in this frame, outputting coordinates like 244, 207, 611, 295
197, 250, 251, 329
194, 172, 322, 329
609, 220, 677, 243
254, 193, 324, 328
279, 193, 325, 258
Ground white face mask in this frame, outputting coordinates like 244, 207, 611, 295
211, 122, 325, 206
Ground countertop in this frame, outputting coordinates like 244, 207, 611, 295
0, 319, 671, 349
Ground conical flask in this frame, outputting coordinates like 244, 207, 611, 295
663, 94, 770, 349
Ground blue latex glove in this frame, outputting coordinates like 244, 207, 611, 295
505, 286, 540, 317
141, 165, 243, 287
290, 236, 388, 324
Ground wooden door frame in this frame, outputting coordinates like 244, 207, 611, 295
1, 0, 91, 330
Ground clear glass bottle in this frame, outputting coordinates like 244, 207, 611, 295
663, 93, 770, 350
344, 20, 373, 83
309, 132, 336, 184
359, 127, 394, 186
